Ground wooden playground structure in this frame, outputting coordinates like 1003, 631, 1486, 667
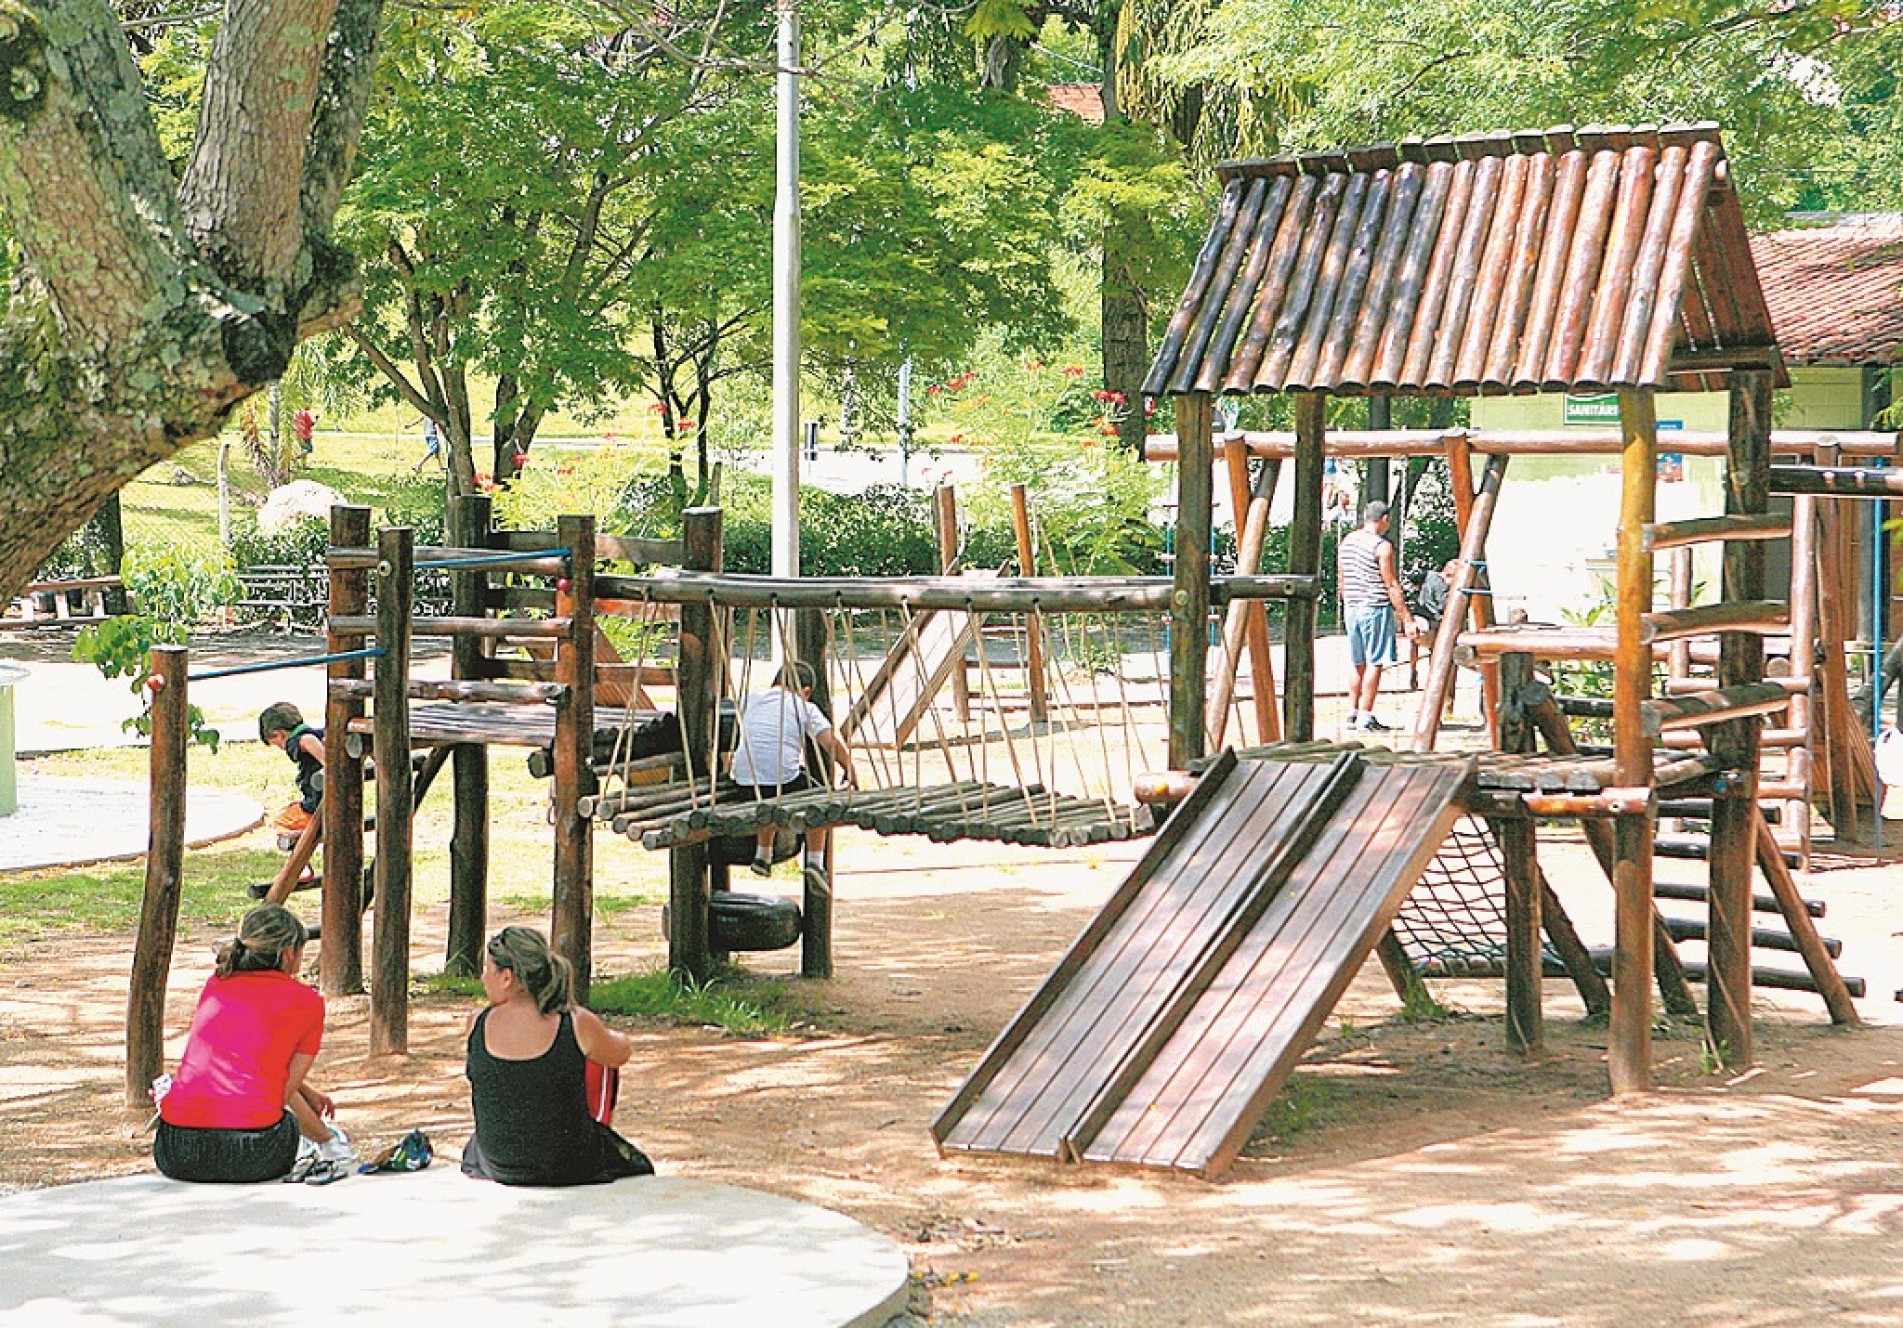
124, 121, 1895, 1179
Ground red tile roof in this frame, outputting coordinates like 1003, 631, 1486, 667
1751, 217, 1903, 366
1045, 83, 1106, 125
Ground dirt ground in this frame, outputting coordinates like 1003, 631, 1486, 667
5, 824, 1903, 1326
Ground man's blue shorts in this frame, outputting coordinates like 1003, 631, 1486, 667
1345, 603, 1398, 668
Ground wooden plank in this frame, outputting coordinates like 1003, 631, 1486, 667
933, 750, 1244, 1149
1085, 762, 1471, 1176
965, 760, 1331, 1158
839, 606, 983, 749
446, 494, 491, 980
1086, 768, 1447, 1169
1642, 512, 1791, 552
1061, 754, 1366, 1160
320, 505, 371, 996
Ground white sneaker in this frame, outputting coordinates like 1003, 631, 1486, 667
319, 1127, 357, 1167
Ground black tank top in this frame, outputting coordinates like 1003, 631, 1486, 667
466, 1009, 598, 1186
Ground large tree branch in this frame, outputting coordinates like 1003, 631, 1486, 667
180, 0, 341, 296
0, 0, 192, 352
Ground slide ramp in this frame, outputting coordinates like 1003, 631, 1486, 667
933, 749, 1473, 1179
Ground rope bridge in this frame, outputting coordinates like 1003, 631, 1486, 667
571, 572, 1306, 852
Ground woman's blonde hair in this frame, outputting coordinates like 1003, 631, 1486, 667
216, 904, 308, 979
486, 926, 573, 1015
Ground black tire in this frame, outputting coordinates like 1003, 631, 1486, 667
707, 826, 799, 868
709, 892, 802, 952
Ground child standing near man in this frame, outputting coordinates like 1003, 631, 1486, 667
728, 661, 855, 891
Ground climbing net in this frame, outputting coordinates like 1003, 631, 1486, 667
1391, 816, 1516, 976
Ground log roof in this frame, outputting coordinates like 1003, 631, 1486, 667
1144, 123, 1788, 399
1751, 215, 1903, 367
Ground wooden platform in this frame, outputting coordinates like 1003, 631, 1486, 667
344, 700, 652, 749
601, 778, 1153, 851
934, 751, 1473, 1179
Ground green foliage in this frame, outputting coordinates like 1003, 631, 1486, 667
1397, 461, 1462, 597
1162, 0, 1885, 224
721, 480, 943, 578
122, 544, 241, 626
71, 616, 221, 752
227, 517, 330, 572
920, 341, 1166, 576
489, 448, 670, 542
588, 968, 797, 1036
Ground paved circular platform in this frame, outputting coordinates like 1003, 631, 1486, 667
0, 1168, 910, 1327
0, 776, 262, 872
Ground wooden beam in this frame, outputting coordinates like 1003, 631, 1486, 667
1171, 394, 1216, 763
1609, 388, 1657, 1095
1643, 512, 1791, 553
125, 645, 189, 1109
1411, 453, 1509, 749
668, 507, 723, 983
371, 526, 415, 1057
321, 505, 371, 996
446, 494, 491, 979
552, 513, 597, 999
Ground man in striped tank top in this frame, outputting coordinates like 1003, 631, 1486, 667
1336, 500, 1422, 733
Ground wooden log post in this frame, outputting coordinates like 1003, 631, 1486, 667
371, 525, 415, 1056
1786, 494, 1817, 866
321, 505, 372, 995
1284, 392, 1326, 742
1497, 652, 1536, 755
1707, 369, 1772, 1069
1209, 444, 1281, 748
1170, 393, 1215, 765
934, 484, 970, 722
1443, 430, 1502, 741
445, 494, 492, 977
1009, 483, 1048, 725
1412, 453, 1509, 750
1609, 388, 1658, 1095
797, 607, 834, 979
125, 645, 188, 1109
1497, 815, 1543, 1056
669, 507, 723, 982
552, 513, 597, 998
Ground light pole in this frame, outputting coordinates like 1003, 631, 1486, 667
771, 0, 801, 606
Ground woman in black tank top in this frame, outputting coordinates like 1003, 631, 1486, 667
462, 928, 652, 1187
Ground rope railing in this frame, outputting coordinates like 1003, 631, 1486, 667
187, 646, 385, 683
596, 571, 1319, 613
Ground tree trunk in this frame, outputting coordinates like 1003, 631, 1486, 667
0, 0, 382, 600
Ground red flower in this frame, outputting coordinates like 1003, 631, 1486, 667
1062, 364, 1085, 378
1025, 358, 1044, 371
646, 402, 667, 414
949, 432, 965, 445
1081, 437, 1098, 450
1099, 423, 1118, 436
1108, 391, 1127, 406
1092, 389, 1112, 402
678, 419, 696, 433
926, 384, 941, 396
513, 450, 529, 465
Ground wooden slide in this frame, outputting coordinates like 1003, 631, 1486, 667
840, 605, 984, 749
933, 749, 1473, 1179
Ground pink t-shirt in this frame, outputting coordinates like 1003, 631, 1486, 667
161, 969, 324, 1130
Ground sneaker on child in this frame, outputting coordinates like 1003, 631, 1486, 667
749, 857, 772, 878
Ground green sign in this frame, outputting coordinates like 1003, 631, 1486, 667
1563, 393, 1621, 425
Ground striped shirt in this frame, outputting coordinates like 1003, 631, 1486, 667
1338, 527, 1390, 610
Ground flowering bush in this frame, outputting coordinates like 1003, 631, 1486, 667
921, 344, 1163, 576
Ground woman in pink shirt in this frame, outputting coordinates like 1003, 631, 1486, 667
155, 906, 348, 1183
